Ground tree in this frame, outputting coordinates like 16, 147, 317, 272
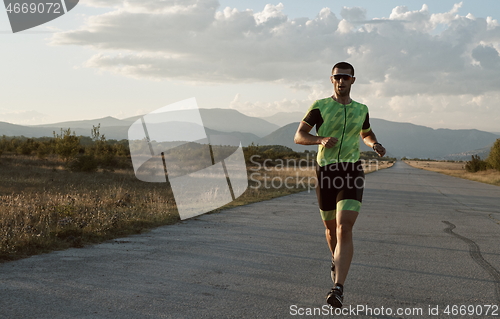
487, 139, 500, 171
89, 124, 116, 168
54, 128, 80, 162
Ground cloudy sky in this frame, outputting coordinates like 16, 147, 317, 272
1, 0, 500, 133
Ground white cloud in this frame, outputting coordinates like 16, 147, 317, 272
52, 1, 500, 90
486, 16, 499, 30
336, 19, 354, 34
254, 3, 287, 26
51, 1, 342, 83
429, 2, 462, 25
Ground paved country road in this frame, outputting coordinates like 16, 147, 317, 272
1, 161, 499, 318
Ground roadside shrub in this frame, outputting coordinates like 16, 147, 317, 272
98, 152, 119, 170
487, 139, 500, 172
465, 155, 488, 172
68, 154, 99, 172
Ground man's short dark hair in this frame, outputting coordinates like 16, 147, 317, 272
332, 62, 354, 76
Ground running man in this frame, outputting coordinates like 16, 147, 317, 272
294, 62, 386, 308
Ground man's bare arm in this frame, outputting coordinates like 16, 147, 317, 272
294, 121, 338, 148
360, 129, 386, 157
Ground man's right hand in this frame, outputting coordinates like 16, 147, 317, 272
319, 137, 338, 148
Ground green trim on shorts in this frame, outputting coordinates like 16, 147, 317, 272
320, 209, 336, 221
337, 199, 361, 213
320, 200, 362, 221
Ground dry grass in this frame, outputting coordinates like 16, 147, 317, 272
0, 154, 177, 261
0, 154, 393, 262
404, 160, 500, 187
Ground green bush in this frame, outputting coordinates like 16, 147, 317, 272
16, 143, 32, 155
98, 152, 119, 170
68, 154, 99, 172
54, 128, 80, 162
465, 155, 488, 172
15, 138, 39, 156
487, 139, 500, 172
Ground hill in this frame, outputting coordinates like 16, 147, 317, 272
33, 116, 130, 130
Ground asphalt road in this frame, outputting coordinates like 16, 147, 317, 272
1, 161, 499, 318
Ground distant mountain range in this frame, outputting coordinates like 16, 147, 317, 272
26, 108, 277, 141
1, 108, 498, 160
34, 116, 129, 129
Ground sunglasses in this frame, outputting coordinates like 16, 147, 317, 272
332, 74, 353, 81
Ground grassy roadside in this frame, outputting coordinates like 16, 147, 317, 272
404, 160, 500, 187
0, 155, 177, 262
0, 155, 393, 262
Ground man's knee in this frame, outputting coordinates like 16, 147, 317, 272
336, 223, 354, 239
323, 218, 337, 231
336, 210, 358, 239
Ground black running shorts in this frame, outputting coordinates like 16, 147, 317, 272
315, 161, 365, 221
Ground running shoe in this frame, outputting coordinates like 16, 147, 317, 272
326, 285, 343, 308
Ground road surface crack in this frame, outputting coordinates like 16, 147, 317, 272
442, 221, 500, 303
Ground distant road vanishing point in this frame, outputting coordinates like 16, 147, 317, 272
0, 161, 499, 318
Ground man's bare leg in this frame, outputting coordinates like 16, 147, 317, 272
333, 210, 359, 285
323, 218, 337, 258
323, 218, 337, 282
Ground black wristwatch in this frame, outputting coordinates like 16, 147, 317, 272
372, 142, 382, 150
